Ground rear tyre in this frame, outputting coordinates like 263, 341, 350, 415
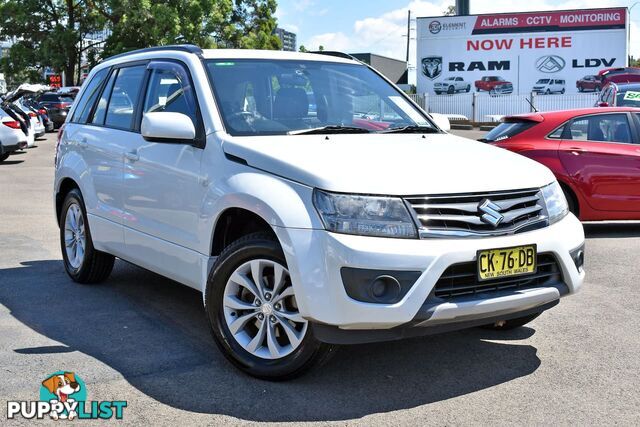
481, 313, 541, 330
0, 153, 9, 162
447, 85, 454, 94
205, 232, 335, 380
561, 88, 565, 94
465, 85, 471, 92
60, 189, 115, 284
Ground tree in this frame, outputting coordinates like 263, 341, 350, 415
299, 45, 307, 52
318, 45, 324, 51
0, 0, 105, 86
0, 0, 282, 85
443, 5, 456, 16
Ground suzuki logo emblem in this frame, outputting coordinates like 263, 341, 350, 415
478, 199, 504, 227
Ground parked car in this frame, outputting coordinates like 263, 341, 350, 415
482, 107, 640, 221
594, 82, 640, 107
2, 84, 44, 148
36, 92, 74, 128
532, 78, 565, 94
15, 98, 45, 138
0, 107, 28, 161
55, 45, 585, 380
57, 86, 81, 98
475, 76, 513, 94
434, 76, 471, 94
24, 97, 55, 132
576, 75, 601, 92
597, 67, 640, 86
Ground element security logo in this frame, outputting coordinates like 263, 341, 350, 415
429, 20, 442, 34
6, 371, 127, 420
536, 55, 565, 73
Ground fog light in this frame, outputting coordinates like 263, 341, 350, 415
570, 244, 585, 270
370, 275, 401, 301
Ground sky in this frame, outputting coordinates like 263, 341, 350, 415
275, 0, 640, 82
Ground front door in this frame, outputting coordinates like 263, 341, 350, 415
122, 61, 205, 253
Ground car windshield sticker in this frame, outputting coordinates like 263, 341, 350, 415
623, 91, 640, 101
388, 96, 429, 125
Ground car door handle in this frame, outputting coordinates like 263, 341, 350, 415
124, 151, 139, 162
78, 139, 88, 149
568, 147, 586, 155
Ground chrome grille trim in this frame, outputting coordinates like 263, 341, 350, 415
405, 188, 548, 238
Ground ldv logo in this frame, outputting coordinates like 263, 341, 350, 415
572, 58, 616, 68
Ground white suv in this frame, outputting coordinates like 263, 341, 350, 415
54, 46, 585, 379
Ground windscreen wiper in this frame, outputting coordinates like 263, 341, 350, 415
288, 125, 371, 135
380, 125, 440, 134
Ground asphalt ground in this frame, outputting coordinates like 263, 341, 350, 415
1, 131, 639, 425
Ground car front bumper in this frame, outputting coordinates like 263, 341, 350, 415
277, 213, 584, 340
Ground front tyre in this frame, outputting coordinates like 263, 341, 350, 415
205, 232, 334, 380
60, 189, 114, 283
0, 153, 10, 162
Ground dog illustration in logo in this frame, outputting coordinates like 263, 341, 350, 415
42, 372, 80, 420
421, 56, 442, 80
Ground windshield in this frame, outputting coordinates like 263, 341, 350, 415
205, 59, 434, 136
536, 79, 550, 84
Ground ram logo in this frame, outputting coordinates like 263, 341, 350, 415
421, 56, 443, 80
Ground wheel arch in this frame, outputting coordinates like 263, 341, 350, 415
55, 177, 81, 226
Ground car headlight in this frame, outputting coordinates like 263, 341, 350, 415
541, 181, 569, 224
313, 190, 418, 238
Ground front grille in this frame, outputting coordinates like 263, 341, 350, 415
405, 188, 547, 238
433, 254, 561, 300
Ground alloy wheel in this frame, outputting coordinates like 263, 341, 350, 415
64, 203, 86, 269
222, 259, 308, 360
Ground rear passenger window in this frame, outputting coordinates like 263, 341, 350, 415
91, 71, 117, 125
71, 68, 109, 123
567, 114, 632, 143
105, 66, 146, 130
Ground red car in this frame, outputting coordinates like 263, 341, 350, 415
576, 75, 601, 92
482, 107, 640, 221
475, 76, 513, 94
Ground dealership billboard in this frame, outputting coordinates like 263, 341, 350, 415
416, 8, 628, 95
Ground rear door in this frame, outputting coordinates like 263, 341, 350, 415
558, 112, 640, 212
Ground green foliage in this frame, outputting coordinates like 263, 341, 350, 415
298, 44, 307, 52
0, 0, 282, 85
443, 5, 456, 16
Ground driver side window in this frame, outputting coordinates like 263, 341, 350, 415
143, 63, 198, 127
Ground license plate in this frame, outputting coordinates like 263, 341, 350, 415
477, 244, 537, 281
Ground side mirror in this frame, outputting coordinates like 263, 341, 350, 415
430, 113, 451, 132
597, 102, 609, 107
141, 112, 196, 143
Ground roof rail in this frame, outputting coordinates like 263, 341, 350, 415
310, 51, 359, 62
104, 44, 203, 62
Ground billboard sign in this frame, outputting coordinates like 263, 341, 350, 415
416, 8, 628, 95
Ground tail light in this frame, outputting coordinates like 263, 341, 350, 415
38, 109, 47, 115
55, 124, 65, 165
53, 103, 71, 109
3, 120, 21, 129
28, 112, 37, 118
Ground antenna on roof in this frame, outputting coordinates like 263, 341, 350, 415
525, 96, 538, 113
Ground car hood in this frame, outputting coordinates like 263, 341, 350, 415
221, 133, 556, 195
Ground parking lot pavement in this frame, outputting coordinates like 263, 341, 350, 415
1, 132, 639, 425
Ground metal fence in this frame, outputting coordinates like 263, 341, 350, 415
408, 92, 600, 122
